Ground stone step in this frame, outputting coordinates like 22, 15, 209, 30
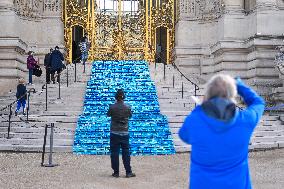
250, 136, 284, 143
0, 132, 75, 139
167, 116, 186, 123
249, 142, 283, 149
26, 116, 78, 123
40, 110, 82, 116
0, 124, 76, 133
0, 138, 74, 146
0, 145, 73, 152
161, 110, 189, 116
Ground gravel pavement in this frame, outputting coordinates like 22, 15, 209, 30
0, 149, 283, 189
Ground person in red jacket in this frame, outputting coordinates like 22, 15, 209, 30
27, 51, 38, 84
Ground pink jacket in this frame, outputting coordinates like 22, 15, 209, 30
27, 55, 37, 69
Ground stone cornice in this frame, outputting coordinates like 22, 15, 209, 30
0, 37, 28, 54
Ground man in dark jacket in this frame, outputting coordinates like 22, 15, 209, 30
44, 48, 53, 84
50, 46, 65, 84
107, 89, 136, 178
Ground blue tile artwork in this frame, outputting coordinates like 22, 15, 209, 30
73, 60, 175, 155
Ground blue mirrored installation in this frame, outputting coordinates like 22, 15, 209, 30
73, 60, 175, 155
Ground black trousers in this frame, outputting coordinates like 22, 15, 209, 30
110, 133, 132, 174
45, 67, 51, 83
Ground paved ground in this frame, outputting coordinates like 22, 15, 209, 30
0, 149, 283, 189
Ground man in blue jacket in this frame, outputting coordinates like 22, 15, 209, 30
50, 46, 65, 84
179, 74, 265, 189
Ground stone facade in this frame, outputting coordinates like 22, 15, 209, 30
174, 0, 284, 96
0, 0, 63, 94
0, 0, 284, 97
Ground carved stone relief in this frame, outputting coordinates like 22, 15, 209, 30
43, 0, 61, 12
14, 0, 43, 18
179, 0, 224, 21
13, 0, 61, 18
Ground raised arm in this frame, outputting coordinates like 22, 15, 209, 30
236, 78, 265, 127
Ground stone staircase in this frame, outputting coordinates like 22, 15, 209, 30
0, 63, 91, 152
149, 62, 284, 152
0, 61, 283, 153
73, 60, 175, 155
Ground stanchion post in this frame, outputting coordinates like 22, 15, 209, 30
163, 63, 166, 80
173, 75, 175, 88
83, 63, 86, 73
43, 123, 58, 167
7, 104, 12, 139
74, 62, 77, 82
182, 82, 184, 99
66, 65, 69, 87
45, 84, 48, 111
41, 124, 48, 167
194, 85, 197, 107
26, 91, 30, 122
58, 73, 61, 99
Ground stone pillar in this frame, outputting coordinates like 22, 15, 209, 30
0, 0, 28, 95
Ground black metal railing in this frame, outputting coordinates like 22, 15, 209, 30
41, 58, 81, 111
155, 53, 200, 98
0, 88, 36, 138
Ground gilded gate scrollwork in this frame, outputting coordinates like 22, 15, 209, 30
62, 0, 176, 64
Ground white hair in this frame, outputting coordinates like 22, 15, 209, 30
203, 74, 237, 103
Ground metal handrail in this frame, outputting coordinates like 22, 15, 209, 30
155, 53, 200, 96
0, 88, 36, 112
0, 88, 36, 138
171, 61, 200, 91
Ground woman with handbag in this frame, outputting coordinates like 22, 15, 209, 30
27, 51, 38, 85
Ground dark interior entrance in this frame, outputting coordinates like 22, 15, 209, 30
155, 27, 167, 64
72, 25, 84, 63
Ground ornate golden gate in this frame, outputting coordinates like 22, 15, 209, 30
62, 0, 176, 64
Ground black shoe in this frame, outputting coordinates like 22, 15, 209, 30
126, 172, 136, 178
112, 173, 119, 178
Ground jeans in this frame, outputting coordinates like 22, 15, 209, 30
28, 69, 33, 84
110, 133, 132, 174
16, 98, 26, 112
81, 52, 88, 65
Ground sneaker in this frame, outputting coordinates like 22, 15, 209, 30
126, 172, 136, 178
112, 173, 119, 178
